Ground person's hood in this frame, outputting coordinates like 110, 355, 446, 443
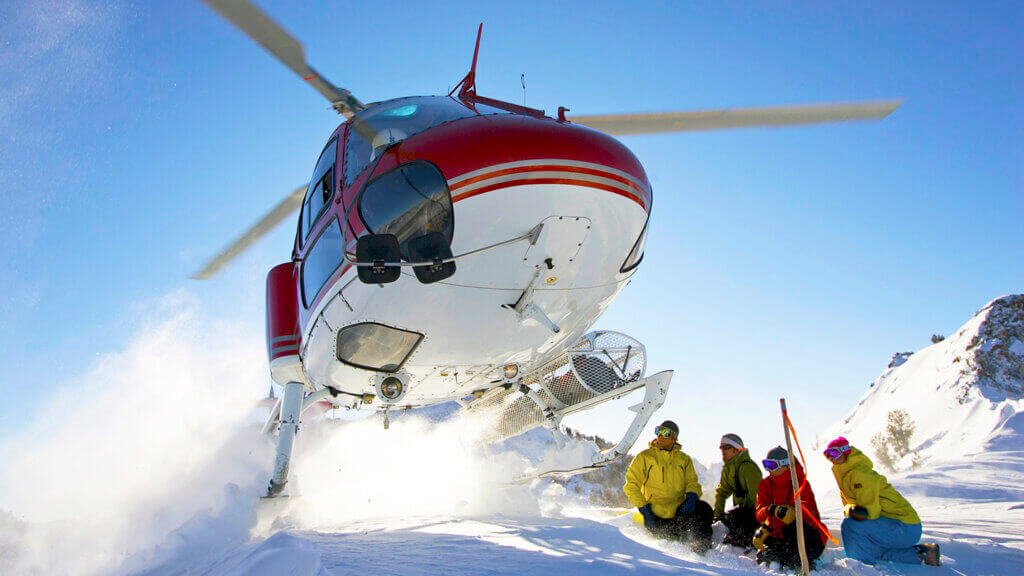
648, 440, 681, 452
832, 446, 872, 475
726, 447, 754, 468
736, 448, 755, 465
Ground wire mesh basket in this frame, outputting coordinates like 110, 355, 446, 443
467, 331, 646, 442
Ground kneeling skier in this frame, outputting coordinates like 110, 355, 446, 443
623, 420, 714, 553
752, 446, 827, 569
824, 437, 941, 566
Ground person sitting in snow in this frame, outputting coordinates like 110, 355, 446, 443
713, 433, 763, 548
823, 436, 941, 566
623, 420, 714, 553
752, 446, 827, 569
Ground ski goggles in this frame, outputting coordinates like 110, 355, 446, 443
762, 458, 789, 471
823, 445, 852, 461
654, 426, 677, 439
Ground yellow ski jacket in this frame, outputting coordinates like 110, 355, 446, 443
831, 447, 921, 525
623, 441, 703, 519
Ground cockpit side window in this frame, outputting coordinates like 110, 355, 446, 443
301, 138, 338, 242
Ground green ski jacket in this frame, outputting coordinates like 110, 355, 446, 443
713, 449, 763, 516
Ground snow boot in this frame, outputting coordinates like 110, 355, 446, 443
915, 543, 941, 566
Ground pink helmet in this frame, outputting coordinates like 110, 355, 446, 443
823, 436, 852, 460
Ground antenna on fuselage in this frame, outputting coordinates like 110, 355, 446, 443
449, 23, 483, 97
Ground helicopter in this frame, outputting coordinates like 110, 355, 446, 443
195, 0, 901, 497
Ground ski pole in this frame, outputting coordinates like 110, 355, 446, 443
781, 398, 810, 576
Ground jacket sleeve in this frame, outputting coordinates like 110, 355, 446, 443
684, 459, 702, 497
848, 468, 882, 520
713, 468, 732, 516
623, 453, 650, 509
755, 478, 771, 525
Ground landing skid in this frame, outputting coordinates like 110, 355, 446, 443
254, 491, 300, 537
537, 465, 608, 479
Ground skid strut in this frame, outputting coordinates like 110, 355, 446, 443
266, 380, 304, 497
587, 370, 671, 466
537, 370, 672, 479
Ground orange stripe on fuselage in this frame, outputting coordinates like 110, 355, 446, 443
449, 164, 648, 198
451, 177, 647, 210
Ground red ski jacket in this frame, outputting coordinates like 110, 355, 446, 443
755, 462, 826, 544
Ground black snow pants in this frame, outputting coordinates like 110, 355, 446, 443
756, 522, 825, 570
722, 506, 759, 548
645, 500, 714, 554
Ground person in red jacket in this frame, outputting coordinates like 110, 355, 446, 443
753, 446, 827, 569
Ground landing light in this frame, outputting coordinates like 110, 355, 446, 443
380, 376, 404, 400
503, 364, 519, 380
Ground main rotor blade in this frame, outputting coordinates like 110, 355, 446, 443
192, 184, 306, 280
200, 0, 364, 118
568, 100, 903, 136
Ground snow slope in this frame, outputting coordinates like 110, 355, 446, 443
817, 295, 1024, 465
812, 294, 1024, 569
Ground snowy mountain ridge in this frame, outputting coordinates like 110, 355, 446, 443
810, 295, 1024, 558
818, 294, 1024, 466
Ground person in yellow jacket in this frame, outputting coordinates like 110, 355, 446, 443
824, 437, 940, 566
623, 420, 713, 553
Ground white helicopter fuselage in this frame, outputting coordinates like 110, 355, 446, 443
302, 176, 647, 407
268, 98, 652, 409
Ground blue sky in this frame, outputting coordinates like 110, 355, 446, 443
0, 0, 1020, 464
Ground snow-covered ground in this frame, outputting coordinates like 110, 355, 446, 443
2, 412, 1020, 576
1, 296, 1022, 575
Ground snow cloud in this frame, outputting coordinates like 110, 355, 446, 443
0, 290, 576, 575
0, 291, 270, 575
281, 414, 542, 530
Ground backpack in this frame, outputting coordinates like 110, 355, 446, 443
733, 459, 757, 500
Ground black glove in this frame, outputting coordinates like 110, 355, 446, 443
845, 505, 869, 521
638, 504, 656, 526
769, 505, 796, 524
681, 492, 699, 514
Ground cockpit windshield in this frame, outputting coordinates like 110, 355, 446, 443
343, 96, 509, 187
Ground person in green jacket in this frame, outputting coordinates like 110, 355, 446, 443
824, 436, 941, 566
713, 433, 763, 548
624, 420, 714, 553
